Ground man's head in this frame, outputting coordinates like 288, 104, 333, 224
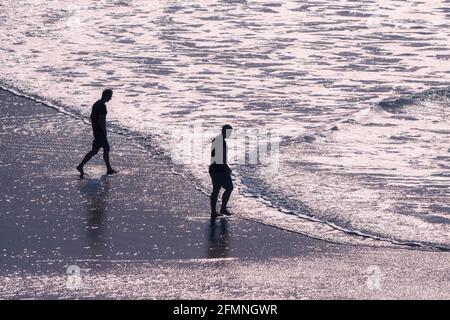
221, 124, 233, 139
101, 89, 113, 102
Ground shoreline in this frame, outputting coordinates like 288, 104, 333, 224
2, 83, 446, 251
0, 88, 449, 299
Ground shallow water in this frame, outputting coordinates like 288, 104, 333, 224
0, 0, 449, 248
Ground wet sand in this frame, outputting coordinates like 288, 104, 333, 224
0, 88, 449, 299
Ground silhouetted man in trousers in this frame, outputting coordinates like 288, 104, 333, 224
76, 89, 117, 179
209, 124, 234, 219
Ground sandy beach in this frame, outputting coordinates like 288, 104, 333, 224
0, 88, 448, 299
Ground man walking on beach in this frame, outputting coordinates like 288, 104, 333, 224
209, 124, 234, 219
76, 89, 117, 179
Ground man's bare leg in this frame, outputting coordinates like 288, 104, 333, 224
77, 148, 100, 179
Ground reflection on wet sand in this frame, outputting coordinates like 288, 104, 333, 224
80, 177, 110, 258
207, 218, 230, 259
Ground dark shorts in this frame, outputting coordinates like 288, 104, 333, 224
209, 169, 233, 191
92, 133, 110, 150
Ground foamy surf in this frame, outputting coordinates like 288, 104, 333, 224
239, 88, 450, 250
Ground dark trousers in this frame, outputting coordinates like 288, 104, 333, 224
209, 169, 233, 213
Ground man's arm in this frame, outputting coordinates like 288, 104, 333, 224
98, 114, 107, 133
223, 139, 231, 173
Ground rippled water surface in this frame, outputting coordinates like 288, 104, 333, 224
0, 0, 449, 248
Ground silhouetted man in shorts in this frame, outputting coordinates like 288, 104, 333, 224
209, 124, 234, 219
76, 89, 117, 179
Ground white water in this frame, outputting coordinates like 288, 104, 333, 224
0, 0, 449, 249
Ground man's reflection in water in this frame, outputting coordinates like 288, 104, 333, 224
207, 218, 230, 258
80, 177, 110, 258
